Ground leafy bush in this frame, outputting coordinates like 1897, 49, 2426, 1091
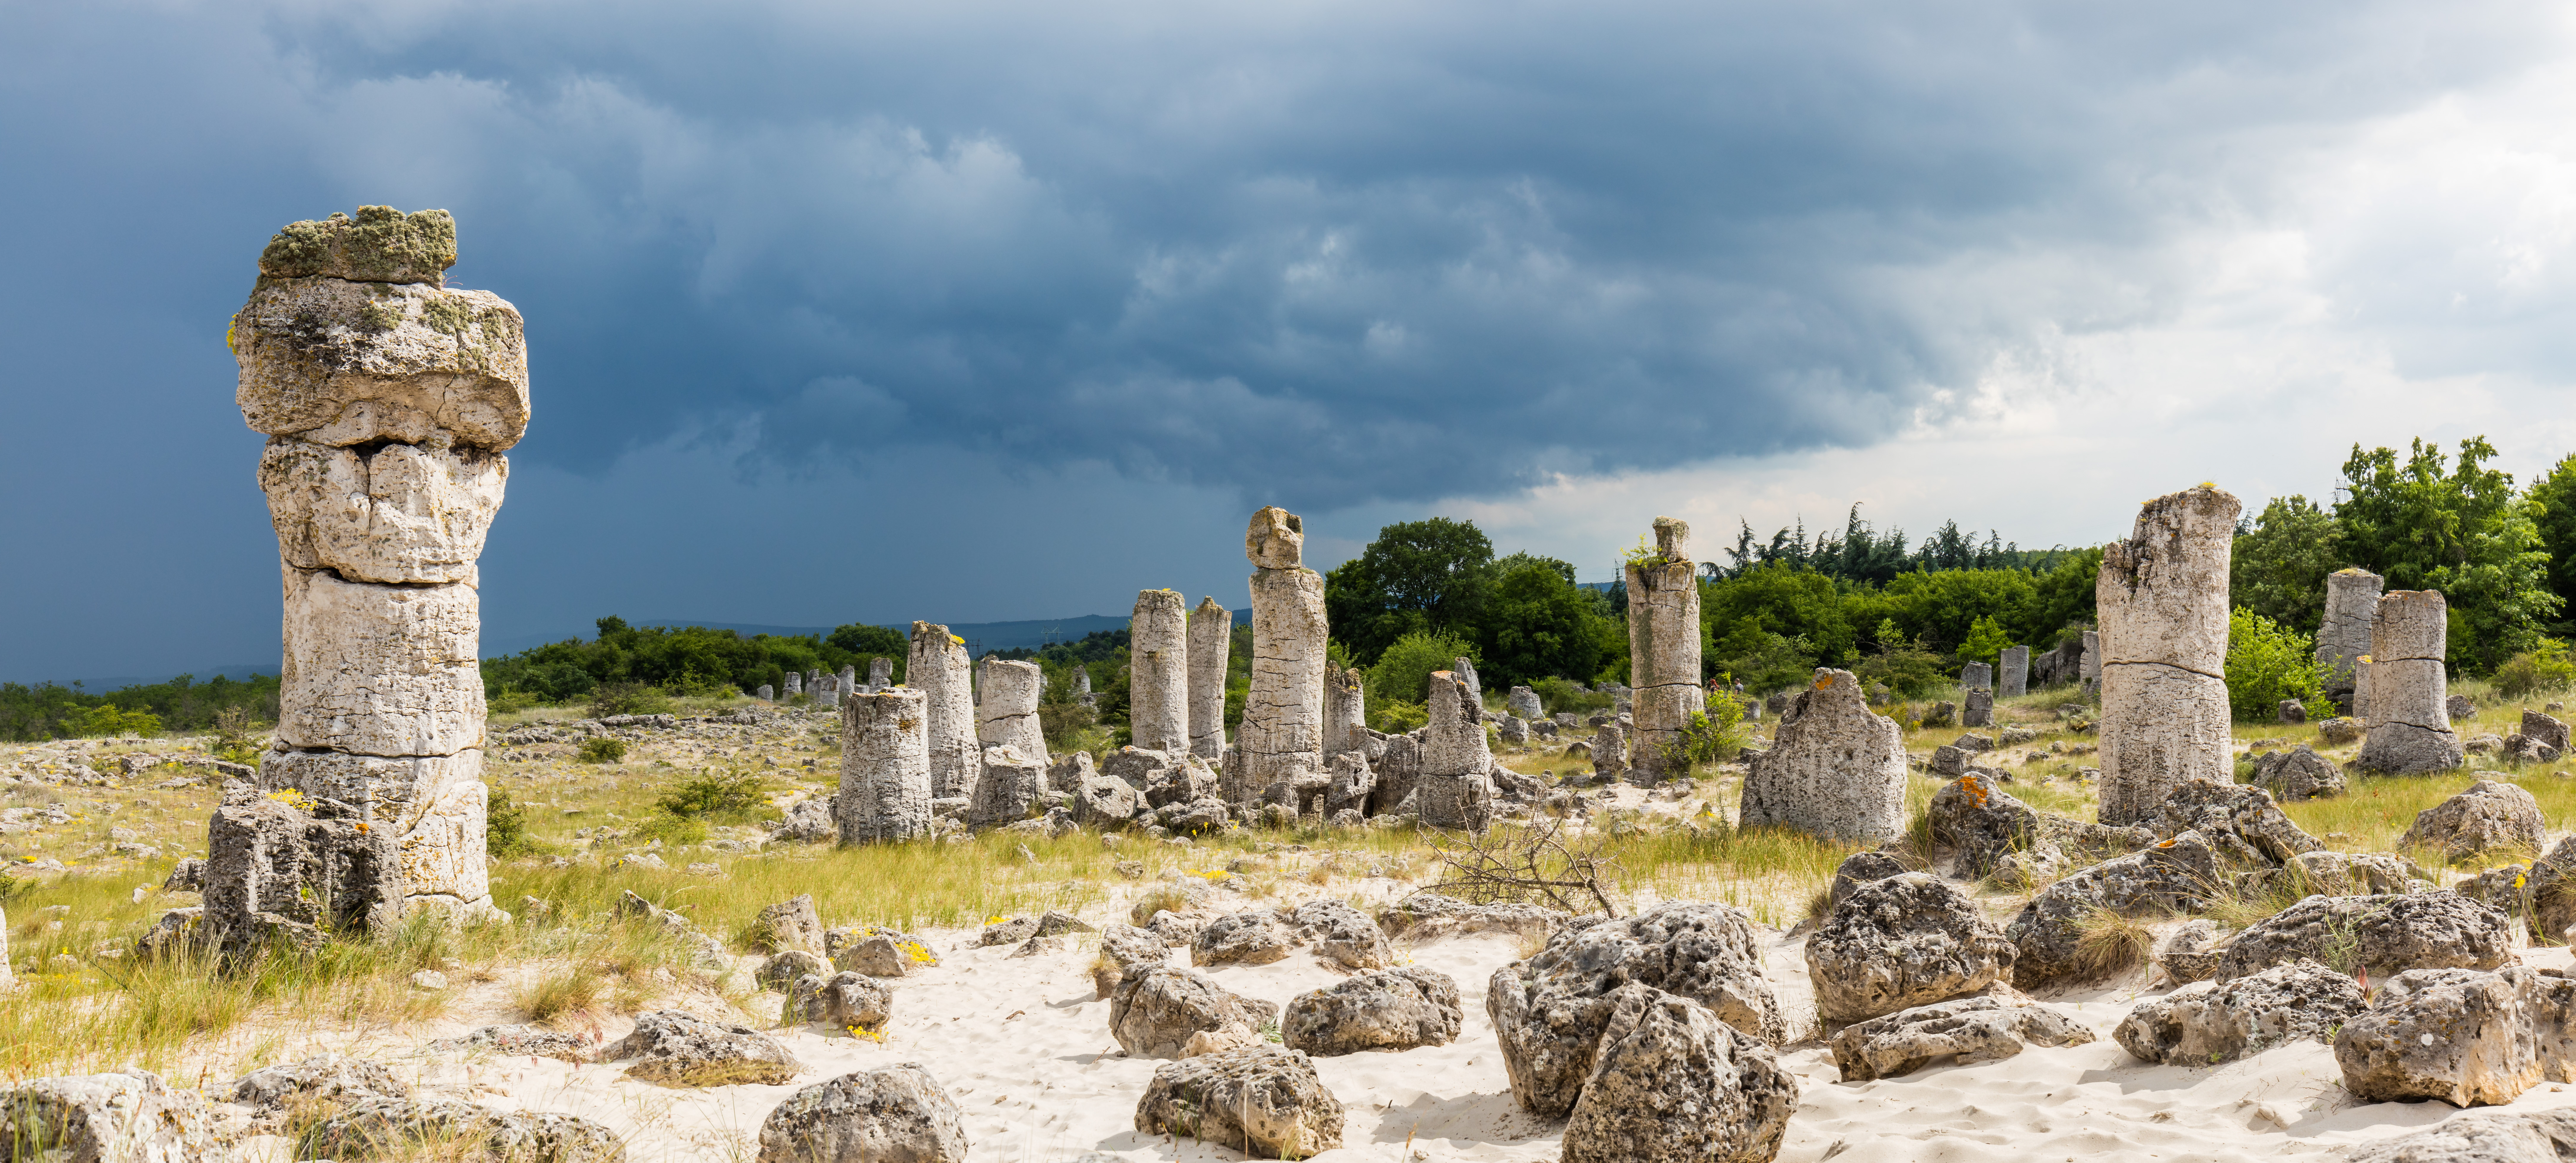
486, 789, 534, 858
62, 703, 162, 738
1956, 614, 2011, 670
633, 812, 710, 847
1039, 700, 1097, 747
1711, 626, 1814, 695
1853, 621, 1949, 698
1529, 676, 1613, 716
1365, 630, 1478, 713
656, 771, 769, 822
1369, 701, 1430, 733
2495, 640, 2576, 700
486, 687, 541, 716
209, 706, 263, 765
578, 737, 629, 764
1666, 700, 1748, 771
588, 682, 671, 718
2223, 607, 2326, 721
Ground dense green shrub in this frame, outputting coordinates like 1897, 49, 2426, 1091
2495, 640, 2576, 699
657, 771, 770, 822
1365, 630, 1478, 717
2223, 607, 2326, 721
588, 682, 671, 718
1530, 676, 1613, 715
486, 789, 534, 858
578, 737, 628, 764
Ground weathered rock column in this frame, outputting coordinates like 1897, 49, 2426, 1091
1960, 662, 1992, 691
2357, 591, 2465, 774
975, 659, 1048, 763
1323, 667, 1367, 759
2317, 568, 2384, 714
1238, 507, 1328, 803
1418, 672, 1494, 830
1074, 668, 1095, 707
839, 664, 858, 698
2080, 631, 2100, 692
758, 684, 776, 702
785, 671, 804, 698
1188, 596, 1232, 760
2096, 485, 2239, 825
231, 206, 522, 935
907, 622, 979, 798
1999, 646, 2029, 698
1623, 517, 1703, 779
1739, 669, 1906, 842
1130, 590, 1191, 755
839, 688, 932, 843
866, 657, 894, 692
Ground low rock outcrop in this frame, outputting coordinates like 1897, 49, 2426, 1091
302, 1097, 625, 1163
783, 972, 894, 1033
1109, 967, 1279, 1059
0, 1071, 235, 1162
1831, 996, 2096, 1082
602, 1010, 803, 1087
2114, 959, 2366, 1066
1281, 967, 1462, 1055
755, 1064, 969, 1163
1559, 987, 1800, 1163
2007, 832, 2219, 988
1134, 1046, 1343, 1160
2215, 893, 2513, 983
2400, 779, 2547, 862
2335, 965, 2576, 1107
1808, 873, 2014, 1023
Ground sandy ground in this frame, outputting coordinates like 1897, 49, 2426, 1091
208, 898, 2576, 1163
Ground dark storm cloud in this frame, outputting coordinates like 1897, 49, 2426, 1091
7, 0, 2534, 510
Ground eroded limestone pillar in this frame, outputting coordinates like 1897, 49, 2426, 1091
1739, 669, 1905, 842
2358, 590, 2464, 774
785, 671, 804, 698
976, 659, 1048, 763
908, 622, 979, 798
2080, 631, 2100, 687
1324, 666, 1367, 759
1418, 671, 1494, 830
867, 657, 893, 692
1623, 517, 1702, 779
839, 664, 858, 699
231, 206, 521, 938
1999, 646, 2028, 698
1960, 662, 1991, 691
839, 688, 932, 843
2318, 568, 2384, 713
1131, 590, 1191, 755
2097, 485, 2239, 825
1238, 507, 1327, 803
1188, 596, 1232, 761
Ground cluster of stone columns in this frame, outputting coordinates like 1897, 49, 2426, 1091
1623, 517, 1703, 780
2095, 485, 2239, 825
218, 206, 521, 953
1235, 507, 1329, 802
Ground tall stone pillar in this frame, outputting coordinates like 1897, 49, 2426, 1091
1324, 667, 1367, 759
229, 206, 520, 939
1418, 671, 1494, 830
839, 688, 931, 843
1960, 662, 1991, 691
2096, 485, 2239, 825
1130, 590, 1191, 755
2080, 631, 2099, 687
1238, 507, 1328, 803
1739, 669, 1906, 842
1623, 517, 1702, 779
1188, 596, 1232, 760
866, 657, 893, 692
907, 622, 979, 798
2317, 568, 2384, 713
2357, 591, 2465, 774
784, 670, 803, 698
976, 659, 1048, 763
1999, 646, 2029, 697
839, 664, 858, 698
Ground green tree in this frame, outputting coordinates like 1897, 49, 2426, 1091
1364, 630, 1478, 719
2223, 607, 2326, 721
1956, 614, 2011, 670
1474, 556, 1613, 688
2023, 547, 2103, 646
827, 623, 909, 678
1698, 564, 1857, 671
2230, 495, 2342, 634
2334, 437, 2562, 672
1323, 518, 1496, 664
2529, 452, 2576, 632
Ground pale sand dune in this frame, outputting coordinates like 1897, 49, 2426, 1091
244, 910, 2576, 1161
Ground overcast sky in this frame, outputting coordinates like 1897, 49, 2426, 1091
6, 0, 2576, 682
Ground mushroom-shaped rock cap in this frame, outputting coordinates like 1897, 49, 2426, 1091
1247, 506, 1304, 569
260, 206, 458, 286
1652, 516, 1690, 561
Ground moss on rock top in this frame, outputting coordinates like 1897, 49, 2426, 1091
259, 206, 457, 285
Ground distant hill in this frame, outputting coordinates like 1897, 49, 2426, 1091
484, 611, 1252, 659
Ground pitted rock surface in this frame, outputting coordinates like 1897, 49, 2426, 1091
2114, 959, 2365, 1066
756, 1063, 969, 1163
1109, 967, 1279, 1060
2216, 892, 2513, 983
2401, 779, 2546, 862
2152, 778, 2321, 866
2334, 965, 2576, 1107
2006, 832, 2220, 988
1831, 996, 2096, 1081
1808, 873, 2014, 1023
603, 1010, 803, 1087
1282, 967, 1463, 1056
1134, 1045, 1343, 1160
1559, 986, 1799, 1163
